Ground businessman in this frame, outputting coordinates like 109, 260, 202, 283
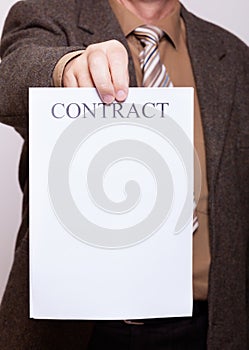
0, 0, 248, 349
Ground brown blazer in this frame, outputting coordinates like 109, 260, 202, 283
0, 1, 248, 349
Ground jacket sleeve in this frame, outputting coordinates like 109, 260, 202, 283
0, 0, 84, 130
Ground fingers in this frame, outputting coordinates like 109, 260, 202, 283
87, 46, 115, 104
62, 40, 129, 103
63, 53, 94, 88
107, 41, 129, 102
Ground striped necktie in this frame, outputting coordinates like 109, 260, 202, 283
134, 25, 199, 233
133, 25, 173, 87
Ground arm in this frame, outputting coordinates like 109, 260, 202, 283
0, 0, 129, 130
0, 0, 85, 129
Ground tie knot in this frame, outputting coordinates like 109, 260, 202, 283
133, 25, 164, 47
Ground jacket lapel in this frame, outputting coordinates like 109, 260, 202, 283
181, 6, 236, 191
77, 0, 137, 87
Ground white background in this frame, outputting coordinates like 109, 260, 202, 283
0, 0, 249, 302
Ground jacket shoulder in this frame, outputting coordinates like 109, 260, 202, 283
181, 5, 249, 57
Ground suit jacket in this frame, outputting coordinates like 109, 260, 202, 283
0, 0, 248, 349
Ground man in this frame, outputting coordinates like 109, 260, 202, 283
0, 0, 248, 349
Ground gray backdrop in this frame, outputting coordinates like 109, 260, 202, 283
0, 0, 248, 302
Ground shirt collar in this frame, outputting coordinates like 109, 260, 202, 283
108, 0, 181, 49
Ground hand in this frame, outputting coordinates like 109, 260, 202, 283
63, 40, 129, 104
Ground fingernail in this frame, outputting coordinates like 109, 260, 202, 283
103, 94, 114, 104
116, 90, 127, 101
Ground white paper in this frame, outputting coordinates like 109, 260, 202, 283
29, 87, 194, 320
